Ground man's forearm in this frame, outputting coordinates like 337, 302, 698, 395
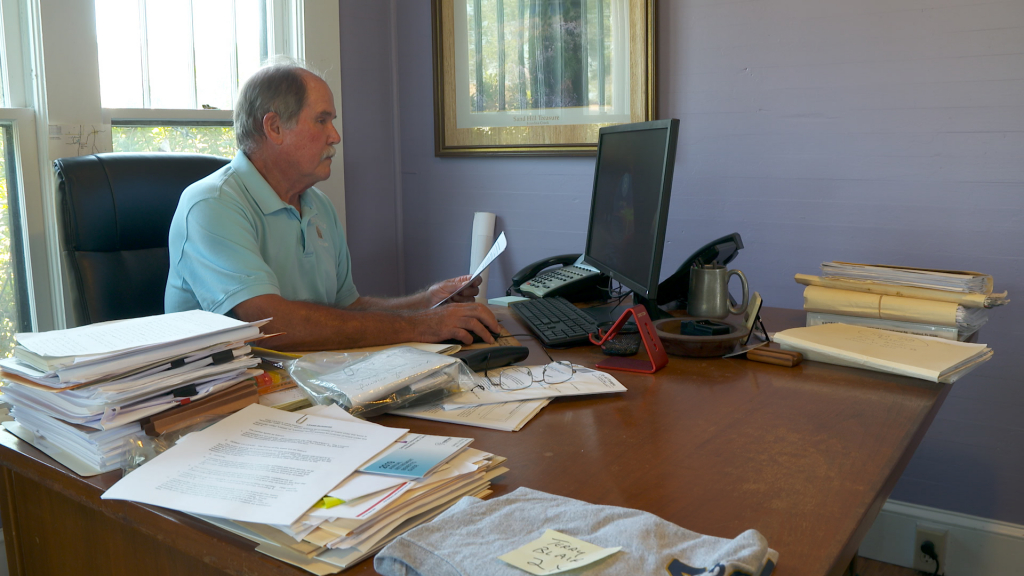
348, 274, 481, 312
232, 293, 500, 351
234, 295, 425, 351
347, 293, 431, 312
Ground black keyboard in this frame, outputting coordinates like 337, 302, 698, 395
510, 296, 599, 347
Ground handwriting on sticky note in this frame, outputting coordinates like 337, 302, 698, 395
498, 529, 621, 575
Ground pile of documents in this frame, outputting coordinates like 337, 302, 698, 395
253, 350, 314, 411
0, 310, 266, 475
102, 403, 507, 574
774, 323, 993, 384
796, 262, 1010, 341
390, 363, 627, 432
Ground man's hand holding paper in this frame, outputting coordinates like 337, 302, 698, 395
432, 232, 507, 309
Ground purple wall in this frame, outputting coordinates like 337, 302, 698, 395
342, 1, 1024, 524
339, 2, 402, 297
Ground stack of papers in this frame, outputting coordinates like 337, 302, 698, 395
101, 403, 507, 574
390, 364, 626, 432
820, 262, 993, 294
7, 407, 144, 475
774, 323, 993, 384
0, 310, 266, 475
801, 285, 989, 334
391, 398, 551, 432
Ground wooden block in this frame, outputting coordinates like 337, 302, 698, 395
747, 347, 803, 367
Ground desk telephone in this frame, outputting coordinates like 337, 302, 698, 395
510, 233, 744, 305
510, 254, 610, 300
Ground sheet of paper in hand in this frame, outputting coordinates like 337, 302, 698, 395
432, 232, 507, 308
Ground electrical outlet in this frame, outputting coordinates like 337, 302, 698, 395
913, 524, 948, 574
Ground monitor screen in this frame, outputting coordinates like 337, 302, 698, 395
584, 119, 679, 303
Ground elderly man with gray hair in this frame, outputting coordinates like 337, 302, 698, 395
166, 64, 499, 350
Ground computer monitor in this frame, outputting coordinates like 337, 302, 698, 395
583, 119, 679, 319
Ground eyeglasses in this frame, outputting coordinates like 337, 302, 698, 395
485, 361, 576, 391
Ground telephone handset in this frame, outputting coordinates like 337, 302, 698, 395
511, 254, 610, 301
657, 232, 744, 306
510, 232, 744, 306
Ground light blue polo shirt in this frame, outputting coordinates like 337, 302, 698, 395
165, 151, 359, 315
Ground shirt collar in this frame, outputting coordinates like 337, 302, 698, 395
231, 150, 296, 216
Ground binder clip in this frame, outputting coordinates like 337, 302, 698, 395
588, 305, 668, 374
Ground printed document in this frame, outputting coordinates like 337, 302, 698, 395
441, 366, 626, 409
17, 310, 255, 361
391, 398, 550, 431
101, 404, 407, 525
359, 433, 472, 479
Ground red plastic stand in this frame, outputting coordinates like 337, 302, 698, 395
588, 305, 668, 374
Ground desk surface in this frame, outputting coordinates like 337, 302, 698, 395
0, 307, 949, 576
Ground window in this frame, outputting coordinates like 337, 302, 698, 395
95, 0, 280, 156
95, 0, 270, 111
1, 0, 43, 349
0, 0, 344, 331
112, 125, 236, 157
0, 123, 31, 355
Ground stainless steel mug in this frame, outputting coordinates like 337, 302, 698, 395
688, 264, 749, 319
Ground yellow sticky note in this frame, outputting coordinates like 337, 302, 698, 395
498, 529, 622, 575
314, 496, 344, 509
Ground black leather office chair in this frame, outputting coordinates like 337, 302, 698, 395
54, 153, 230, 326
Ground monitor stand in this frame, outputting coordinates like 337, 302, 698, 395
633, 294, 673, 321
582, 295, 673, 326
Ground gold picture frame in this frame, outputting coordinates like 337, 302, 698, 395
432, 0, 657, 156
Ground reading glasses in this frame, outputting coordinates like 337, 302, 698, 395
485, 361, 576, 390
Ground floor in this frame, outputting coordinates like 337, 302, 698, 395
847, 556, 924, 576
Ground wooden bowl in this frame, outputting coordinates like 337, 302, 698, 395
653, 317, 747, 358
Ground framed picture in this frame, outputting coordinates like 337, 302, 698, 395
432, 0, 657, 157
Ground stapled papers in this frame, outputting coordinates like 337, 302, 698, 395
160, 404, 511, 572
7, 310, 265, 386
102, 404, 408, 525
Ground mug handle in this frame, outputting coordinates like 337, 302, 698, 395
728, 270, 749, 315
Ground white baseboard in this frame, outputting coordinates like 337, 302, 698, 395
858, 500, 1024, 576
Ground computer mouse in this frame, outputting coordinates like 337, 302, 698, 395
451, 346, 530, 372
440, 330, 502, 346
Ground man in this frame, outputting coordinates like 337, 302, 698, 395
166, 64, 499, 350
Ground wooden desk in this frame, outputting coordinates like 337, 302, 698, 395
0, 308, 949, 576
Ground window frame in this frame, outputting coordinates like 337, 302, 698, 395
3, 0, 345, 331
0, 107, 50, 333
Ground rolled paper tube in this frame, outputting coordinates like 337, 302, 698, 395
469, 212, 496, 303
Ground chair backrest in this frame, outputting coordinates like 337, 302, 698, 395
54, 153, 230, 326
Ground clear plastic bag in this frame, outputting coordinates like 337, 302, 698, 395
121, 413, 227, 475
288, 347, 475, 418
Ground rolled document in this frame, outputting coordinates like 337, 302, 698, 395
469, 212, 496, 303
802, 286, 988, 329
